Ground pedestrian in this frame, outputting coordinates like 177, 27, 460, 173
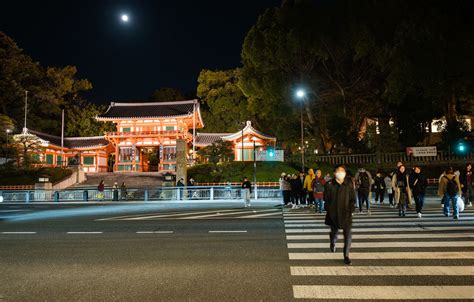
279, 172, 287, 205
410, 166, 428, 218
97, 180, 105, 200
438, 170, 447, 207
225, 181, 233, 199
355, 168, 373, 214
391, 161, 404, 207
188, 178, 196, 199
177, 177, 185, 200
460, 163, 473, 208
373, 170, 385, 204
324, 173, 332, 182
290, 174, 301, 208
438, 167, 462, 219
304, 169, 316, 207
282, 175, 292, 207
324, 164, 356, 265
299, 172, 306, 205
394, 165, 410, 217
312, 169, 326, 213
112, 182, 119, 201
120, 182, 127, 200
384, 172, 394, 207
241, 176, 252, 207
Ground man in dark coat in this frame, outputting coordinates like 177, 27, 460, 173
324, 164, 356, 265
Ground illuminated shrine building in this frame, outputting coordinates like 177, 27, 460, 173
28, 100, 276, 173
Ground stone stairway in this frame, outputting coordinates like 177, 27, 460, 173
74, 172, 164, 189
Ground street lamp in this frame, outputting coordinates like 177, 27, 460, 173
5, 129, 11, 165
295, 89, 306, 173
252, 137, 258, 200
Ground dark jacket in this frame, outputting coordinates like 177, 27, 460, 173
373, 175, 385, 191
460, 169, 473, 192
242, 180, 252, 193
409, 172, 428, 195
323, 178, 356, 229
290, 178, 303, 193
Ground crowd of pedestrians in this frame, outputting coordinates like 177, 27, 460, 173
279, 162, 472, 219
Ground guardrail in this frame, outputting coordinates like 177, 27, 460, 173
0, 186, 281, 203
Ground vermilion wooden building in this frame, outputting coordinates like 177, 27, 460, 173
25, 100, 276, 173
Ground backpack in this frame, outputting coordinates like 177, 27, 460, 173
312, 178, 324, 193
444, 176, 458, 197
358, 172, 370, 189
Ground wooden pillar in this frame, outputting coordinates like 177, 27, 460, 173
114, 141, 119, 172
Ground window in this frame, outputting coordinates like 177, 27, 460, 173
122, 127, 131, 133
165, 126, 175, 131
32, 154, 40, 162
46, 154, 53, 165
83, 156, 94, 165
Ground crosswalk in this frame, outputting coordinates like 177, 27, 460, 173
97, 207, 282, 221
284, 205, 474, 300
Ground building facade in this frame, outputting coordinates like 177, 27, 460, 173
24, 100, 276, 173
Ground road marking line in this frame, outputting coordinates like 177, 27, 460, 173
289, 251, 474, 260
67, 232, 103, 234
240, 212, 282, 218
208, 230, 247, 233
292, 285, 474, 300
136, 231, 174, 234
180, 209, 278, 219
288, 241, 474, 249
286, 233, 474, 240
97, 208, 247, 221
285, 227, 474, 233
1, 231, 37, 234
290, 266, 474, 276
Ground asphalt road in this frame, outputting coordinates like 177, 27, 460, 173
0, 201, 473, 301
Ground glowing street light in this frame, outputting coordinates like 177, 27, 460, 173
121, 14, 129, 22
295, 88, 306, 173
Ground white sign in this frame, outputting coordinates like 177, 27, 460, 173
256, 150, 284, 162
406, 146, 437, 157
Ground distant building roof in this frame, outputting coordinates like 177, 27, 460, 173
29, 130, 109, 149
194, 133, 232, 147
97, 100, 203, 125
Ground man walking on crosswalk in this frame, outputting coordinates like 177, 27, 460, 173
324, 164, 356, 265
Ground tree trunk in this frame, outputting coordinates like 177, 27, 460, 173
446, 93, 458, 127
303, 99, 328, 153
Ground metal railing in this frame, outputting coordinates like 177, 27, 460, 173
0, 186, 282, 203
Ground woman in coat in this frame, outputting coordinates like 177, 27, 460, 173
324, 164, 356, 265
394, 165, 410, 217
304, 168, 316, 207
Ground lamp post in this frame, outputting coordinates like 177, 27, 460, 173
295, 89, 306, 173
60, 105, 65, 167
5, 129, 11, 165
253, 138, 257, 199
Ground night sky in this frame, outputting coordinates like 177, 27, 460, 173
0, 0, 280, 104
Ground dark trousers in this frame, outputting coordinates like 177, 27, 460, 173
330, 226, 352, 258
414, 193, 425, 213
357, 189, 370, 210
388, 192, 394, 205
464, 185, 473, 204
306, 192, 315, 205
375, 189, 385, 203
283, 190, 291, 205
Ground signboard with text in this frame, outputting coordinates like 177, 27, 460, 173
406, 146, 437, 157
256, 150, 284, 162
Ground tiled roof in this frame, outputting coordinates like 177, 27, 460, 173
194, 133, 231, 147
97, 100, 199, 119
29, 130, 109, 149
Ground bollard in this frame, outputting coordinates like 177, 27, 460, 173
210, 187, 214, 200
144, 188, 148, 202
83, 190, 88, 202
54, 191, 59, 203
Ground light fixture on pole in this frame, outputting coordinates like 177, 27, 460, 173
295, 89, 306, 173
23, 90, 28, 133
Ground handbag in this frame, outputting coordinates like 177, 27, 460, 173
457, 196, 465, 212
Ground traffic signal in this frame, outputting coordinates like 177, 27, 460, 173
267, 147, 275, 158
455, 140, 470, 155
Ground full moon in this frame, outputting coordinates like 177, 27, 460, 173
121, 14, 129, 22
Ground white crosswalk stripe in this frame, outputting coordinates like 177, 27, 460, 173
96, 208, 282, 221
284, 205, 474, 300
